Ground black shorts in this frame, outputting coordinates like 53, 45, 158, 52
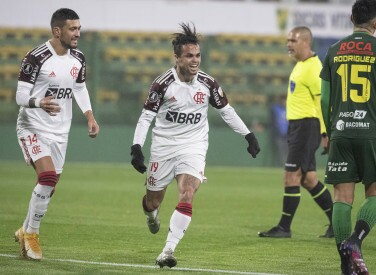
285, 118, 321, 173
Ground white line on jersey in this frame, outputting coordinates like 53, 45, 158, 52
155, 69, 173, 84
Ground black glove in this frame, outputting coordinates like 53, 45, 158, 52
245, 133, 260, 158
130, 144, 147, 173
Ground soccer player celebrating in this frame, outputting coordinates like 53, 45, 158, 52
321, 0, 376, 274
130, 23, 260, 268
14, 8, 100, 260
258, 26, 334, 239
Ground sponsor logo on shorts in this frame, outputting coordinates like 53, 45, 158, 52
327, 161, 348, 172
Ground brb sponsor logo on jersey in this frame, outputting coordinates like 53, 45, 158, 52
45, 85, 72, 99
166, 111, 202, 124
165, 91, 205, 124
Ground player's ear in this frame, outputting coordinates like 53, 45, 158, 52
52, 27, 61, 38
372, 18, 376, 31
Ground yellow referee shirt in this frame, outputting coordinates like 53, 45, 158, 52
286, 55, 326, 134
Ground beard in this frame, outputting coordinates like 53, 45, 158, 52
60, 38, 76, 49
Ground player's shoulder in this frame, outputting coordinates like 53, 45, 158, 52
70, 48, 85, 63
25, 42, 52, 61
152, 68, 176, 88
197, 70, 218, 89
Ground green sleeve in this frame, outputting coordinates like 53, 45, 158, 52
320, 79, 331, 137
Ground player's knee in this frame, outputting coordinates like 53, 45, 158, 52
38, 171, 58, 187
180, 190, 195, 203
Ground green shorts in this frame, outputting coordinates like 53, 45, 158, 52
325, 138, 376, 186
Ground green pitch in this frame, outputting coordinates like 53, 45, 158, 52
0, 161, 374, 274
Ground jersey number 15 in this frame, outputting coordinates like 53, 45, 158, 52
337, 64, 371, 103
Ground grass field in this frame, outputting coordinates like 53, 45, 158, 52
0, 161, 375, 274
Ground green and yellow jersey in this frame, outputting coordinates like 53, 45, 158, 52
320, 31, 376, 139
286, 55, 326, 134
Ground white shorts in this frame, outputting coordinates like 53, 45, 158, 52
17, 129, 67, 174
146, 154, 206, 191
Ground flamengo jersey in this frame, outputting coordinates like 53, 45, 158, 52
320, 32, 376, 139
16, 41, 86, 142
143, 67, 228, 160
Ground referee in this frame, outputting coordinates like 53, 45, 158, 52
258, 26, 334, 238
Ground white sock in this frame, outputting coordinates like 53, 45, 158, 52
27, 184, 54, 234
164, 210, 191, 252
22, 201, 31, 232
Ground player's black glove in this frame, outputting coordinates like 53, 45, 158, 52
130, 144, 147, 173
245, 133, 260, 158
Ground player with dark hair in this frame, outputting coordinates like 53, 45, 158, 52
130, 22, 260, 268
321, 0, 376, 273
14, 8, 100, 260
258, 26, 334, 239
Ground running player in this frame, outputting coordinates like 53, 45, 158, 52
14, 8, 100, 260
130, 22, 260, 268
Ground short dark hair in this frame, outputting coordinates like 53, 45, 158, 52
50, 8, 79, 29
352, 0, 376, 26
172, 23, 200, 57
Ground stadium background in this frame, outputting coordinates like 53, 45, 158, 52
0, 0, 352, 167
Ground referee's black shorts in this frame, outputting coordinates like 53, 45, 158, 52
285, 118, 321, 173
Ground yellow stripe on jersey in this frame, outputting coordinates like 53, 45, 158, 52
286, 55, 326, 134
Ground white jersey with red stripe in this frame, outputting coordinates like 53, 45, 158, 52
143, 67, 229, 161
16, 41, 86, 142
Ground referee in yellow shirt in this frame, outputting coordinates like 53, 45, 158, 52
259, 26, 334, 238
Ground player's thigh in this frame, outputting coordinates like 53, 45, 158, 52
49, 140, 67, 174
175, 154, 206, 184
146, 159, 175, 191
325, 138, 359, 185
366, 182, 376, 197
18, 129, 67, 174
356, 139, 376, 186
